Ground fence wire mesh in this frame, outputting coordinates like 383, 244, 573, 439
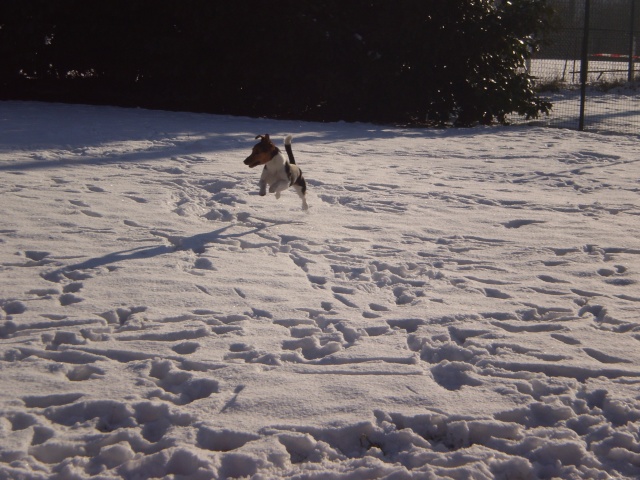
512, 0, 640, 135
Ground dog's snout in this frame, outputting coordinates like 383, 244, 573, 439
244, 154, 261, 168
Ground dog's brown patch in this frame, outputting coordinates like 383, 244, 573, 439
244, 134, 279, 168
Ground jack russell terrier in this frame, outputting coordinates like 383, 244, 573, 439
244, 134, 309, 210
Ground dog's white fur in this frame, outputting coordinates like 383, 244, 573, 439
256, 135, 308, 210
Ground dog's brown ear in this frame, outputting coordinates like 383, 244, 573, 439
254, 134, 271, 143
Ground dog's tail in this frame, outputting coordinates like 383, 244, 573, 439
284, 135, 296, 165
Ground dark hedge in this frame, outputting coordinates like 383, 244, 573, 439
0, 0, 552, 126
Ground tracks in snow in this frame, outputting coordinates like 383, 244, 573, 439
1, 114, 640, 477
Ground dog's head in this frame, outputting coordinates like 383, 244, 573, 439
244, 134, 278, 168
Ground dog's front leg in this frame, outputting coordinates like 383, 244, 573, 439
258, 168, 268, 196
269, 180, 289, 195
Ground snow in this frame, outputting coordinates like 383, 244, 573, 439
510, 88, 640, 136
0, 101, 639, 479
529, 59, 637, 85
514, 59, 640, 135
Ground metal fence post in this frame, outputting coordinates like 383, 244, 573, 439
629, 0, 636, 82
579, 0, 590, 131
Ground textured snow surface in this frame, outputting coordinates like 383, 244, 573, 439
1, 101, 639, 479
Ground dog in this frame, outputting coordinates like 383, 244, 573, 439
244, 134, 309, 210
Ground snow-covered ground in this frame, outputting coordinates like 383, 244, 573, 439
1, 101, 639, 479
529, 59, 638, 85
510, 60, 640, 135
510, 87, 640, 136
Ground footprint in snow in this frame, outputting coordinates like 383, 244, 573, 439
124, 195, 148, 203
583, 348, 632, 364
80, 209, 103, 218
147, 359, 219, 405
197, 425, 259, 451
551, 333, 581, 345
172, 342, 200, 355
66, 364, 105, 381
2, 300, 27, 315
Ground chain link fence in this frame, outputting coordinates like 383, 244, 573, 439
512, 0, 640, 135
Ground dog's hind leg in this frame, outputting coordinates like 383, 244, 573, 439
292, 173, 308, 210
293, 184, 309, 210
297, 188, 309, 210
